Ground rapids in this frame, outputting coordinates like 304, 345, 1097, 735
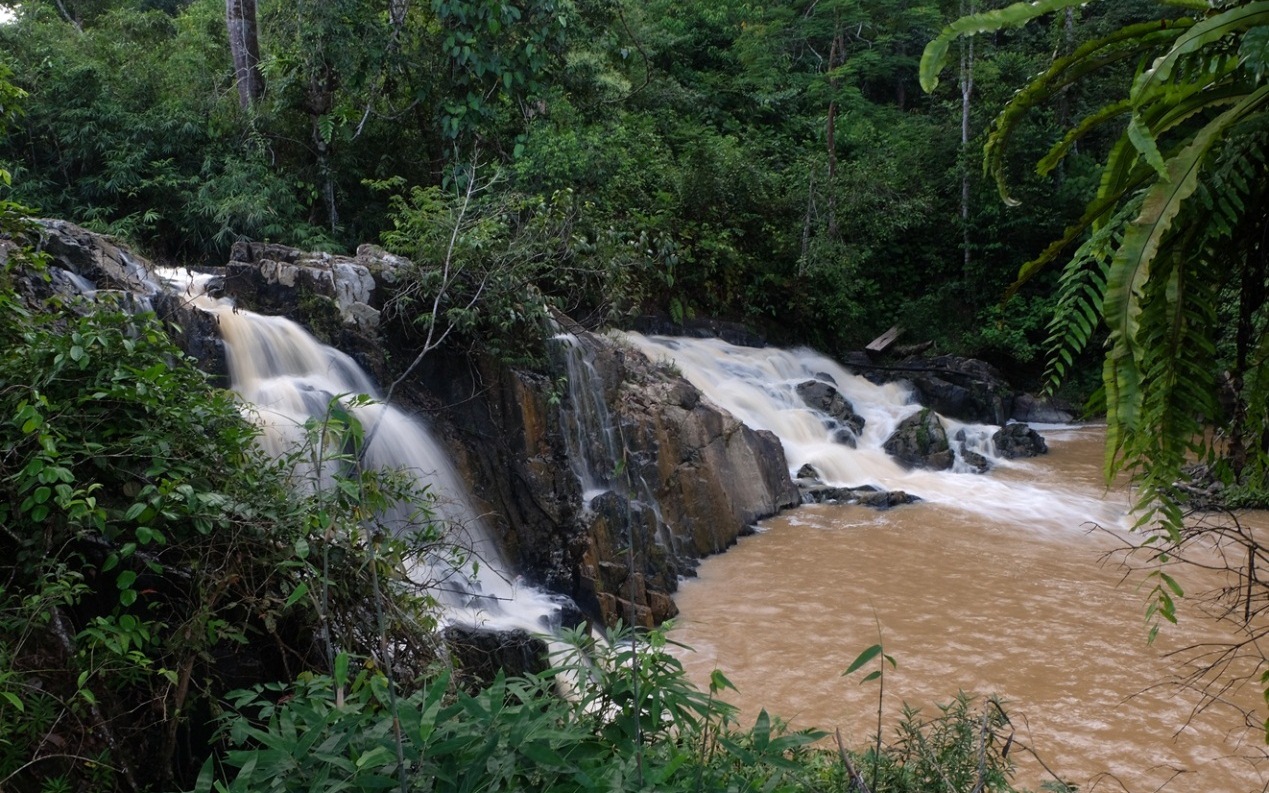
625, 333, 1267, 792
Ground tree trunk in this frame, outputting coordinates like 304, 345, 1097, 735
825, 21, 843, 240
959, 1, 975, 273
226, 0, 263, 109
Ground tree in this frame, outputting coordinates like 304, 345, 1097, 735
922, 0, 1269, 727
225, 0, 261, 109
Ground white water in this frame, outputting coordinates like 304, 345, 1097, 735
624, 333, 1129, 533
155, 269, 567, 633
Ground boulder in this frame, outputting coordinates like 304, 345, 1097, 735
883, 408, 954, 470
801, 485, 919, 509
224, 240, 385, 333
796, 463, 822, 483
992, 423, 1048, 458
795, 380, 866, 443
960, 449, 991, 474
889, 355, 1013, 425
1010, 393, 1077, 424
443, 626, 549, 689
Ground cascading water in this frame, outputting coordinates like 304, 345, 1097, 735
623, 332, 1128, 531
157, 269, 567, 633
550, 331, 623, 507
550, 329, 672, 547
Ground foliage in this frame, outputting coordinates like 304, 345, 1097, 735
923, 0, 1269, 728
0, 243, 447, 789
196, 623, 1033, 793
0, 0, 1135, 368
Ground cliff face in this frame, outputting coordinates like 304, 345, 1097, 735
27, 222, 799, 628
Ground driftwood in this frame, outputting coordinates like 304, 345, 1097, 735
865, 324, 903, 354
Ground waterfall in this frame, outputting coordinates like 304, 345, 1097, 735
156, 269, 567, 633
550, 331, 622, 507
550, 329, 673, 550
623, 333, 1127, 532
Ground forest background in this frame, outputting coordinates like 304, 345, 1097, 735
0, 0, 1173, 388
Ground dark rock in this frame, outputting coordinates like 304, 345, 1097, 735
801, 485, 919, 509
796, 380, 866, 440
960, 449, 991, 474
631, 314, 767, 348
992, 423, 1048, 458
883, 409, 954, 470
152, 292, 229, 386
443, 626, 549, 688
796, 463, 822, 483
890, 355, 1013, 425
1010, 393, 1077, 424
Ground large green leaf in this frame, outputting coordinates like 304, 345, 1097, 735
984, 21, 1189, 201
1105, 84, 1269, 365
1133, 2, 1269, 101
920, 0, 1092, 93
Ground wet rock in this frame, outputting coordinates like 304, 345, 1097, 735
796, 464, 822, 483
801, 485, 919, 509
443, 626, 549, 688
883, 409, 954, 470
992, 423, 1048, 458
887, 355, 1013, 425
960, 449, 991, 474
33, 219, 157, 295
796, 380, 866, 443
1010, 393, 1076, 424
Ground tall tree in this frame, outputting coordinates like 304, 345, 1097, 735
225, 0, 262, 109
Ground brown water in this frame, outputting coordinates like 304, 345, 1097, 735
671, 428, 1269, 792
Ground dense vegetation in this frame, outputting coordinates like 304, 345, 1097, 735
0, 0, 1171, 371
2, 0, 1268, 790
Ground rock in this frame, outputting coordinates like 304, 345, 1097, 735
1010, 393, 1076, 424
33, 219, 158, 296
796, 463, 822, 483
801, 485, 919, 509
795, 380, 866, 442
992, 423, 1048, 458
883, 408, 954, 470
889, 355, 1013, 425
225, 240, 383, 332
443, 626, 549, 688
631, 314, 767, 348
960, 449, 991, 474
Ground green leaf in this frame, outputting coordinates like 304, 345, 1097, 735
285, 582, 309, 609
843, 644, 883, 676
1, 691, 24, 712
1127, 116, 1168, 178
1134, 3, 1269, 102
920, 0, 1091, 93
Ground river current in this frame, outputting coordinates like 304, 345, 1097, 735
616, 334, 1267, 792
670, 427, 1267, 792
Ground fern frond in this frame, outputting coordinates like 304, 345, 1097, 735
1040, 201, 1139, 395
1133, 2, 1269, 101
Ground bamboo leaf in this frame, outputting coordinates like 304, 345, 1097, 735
843, 644, 882, 676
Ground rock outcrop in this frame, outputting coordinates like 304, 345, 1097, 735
212, 240, 801, 629
795, 380, 865, 445
883, 408, 954, 470
552, 331, 800, 626
887, 355, 1013, 426
1010, 393, 1077, 424
992, 423, 1049, 458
